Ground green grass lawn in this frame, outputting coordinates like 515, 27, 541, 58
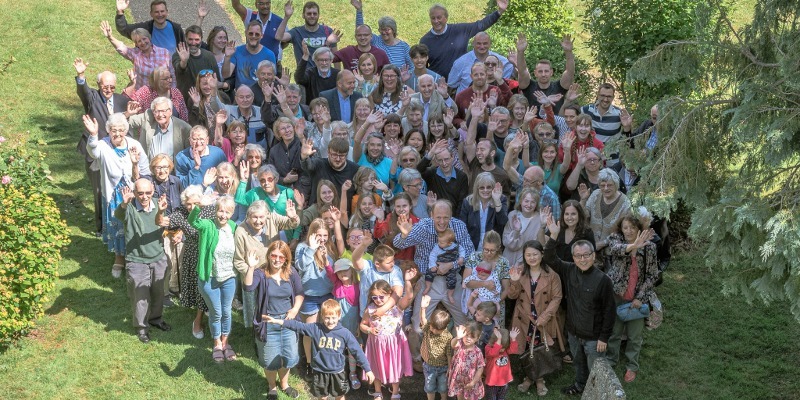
2, 0, 799, 399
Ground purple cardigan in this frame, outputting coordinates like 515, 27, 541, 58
245, 268, 304, 341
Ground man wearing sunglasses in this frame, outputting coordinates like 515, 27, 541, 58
73, 57, 131, 237
223, 20, 277, 88
231, 0, 286, 74
173, 25, 219, 105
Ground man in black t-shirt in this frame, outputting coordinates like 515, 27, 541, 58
519, 35, 575, 112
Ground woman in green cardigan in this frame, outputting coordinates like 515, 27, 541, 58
189, 194, 239, 363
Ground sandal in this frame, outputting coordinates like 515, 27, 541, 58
350, 373, 361, 390
624, 369, 637, 382
212, 347, 224, 363
562, 354, 574, 364
223, 344, 237, 361
517, 379, 533, 392
391, 394, 401, 399
561, 384, 583, 396
537, 385, 549, 396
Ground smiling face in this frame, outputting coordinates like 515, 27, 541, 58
366, 136, 383, 158
512, 103, 526, 122
429, 8, 448, 33
315, 227, 329, 247
475, 141, 493, 165
229, 126, 247, 145
432, 204, 452, 233
337, 70, 356, 97
152, 100, 172, 127
199, 74, 215, 96
404, 178, 422, 198
355, 103, 371, 120
319, 185, 335, 205
622, 220, 640, 243
216, 203, 234, 226
597, 87, 615, 109
429, 120, 445, 138
381, 68, 399, 91
418, 76, 434, 99
542, 145, 557, 165
359, 196, 375, 216
576, 119, 592, 140
186, 32, 202, 55
564, 108, 578, 129
133, 34, 152, 53
405, 131, 424, 153
383, 122, 401, 140
534, 62, 553, 85
246, 25, 263, 48
247, 209, 266, 231
379, 26, 394, 42
346, 228, 364, 249
213, 30, 228, 51
321, 310, 340, 330
393, 197, 410, 217
152, 159, 171, 182
190, 130, 209, 154
236, 87, 255, 109
216, 170, 234, 192
563, 205, 579, 228
98, 73, 116, 100
533, 125, 555, 144
412, 53, 429, 70
523, 246, 542, 268
134, 180, 154, 207
255, 0, 271, 15
269, 248, 287, 270
246, 150, 262, 171
520, 192, 536, 214
355, 26, 372, 48
436, 150, 453, 174
477, 182, 493, 201
585, 152, 602, 172
470, 64, 487, 88
303, 6, 319, 27
400, 152, 418, 169
407, 111, 423, 127
572, 243, 595, 271
472, 34, 491, 58
149, 3, 168, 25
599, 180, 616, 198
257, 65, 275, 86
108, 125, 128, 148
277, 122, 294, 143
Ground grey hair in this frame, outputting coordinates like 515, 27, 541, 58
96, 71, 117, 84
418, 74, 434, 85
257, 60, 276, 74
131, 28, 151, 40
312, 46, 333, 62
240, 143, 266, 165
247, 199, 270, 217
106, 112, 130, 132
397, 167, 422, 186
151, 96, 173, 112
330, 120, 349, 133
598, 168, 620, 190
491, 106, 510, 117
286, 83, 302, 94
257, 164, 279, 179
378, 16, 398, 36
180, 185, 204, 204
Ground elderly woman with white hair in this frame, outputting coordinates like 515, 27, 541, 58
580, 168, 631, 263
128, 66, 189, 121
397, 168, 432, 218
100, 22, 175, 90
239, 143, 266, 191
233, 200, 300, 328
83, 113, 151, 278
235, 164, 303, 248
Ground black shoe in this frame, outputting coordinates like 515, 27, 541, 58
149, 321, 172, 331
163, 296, 175, 308
266, 393, 278, 400
281, 386, 300, 399
137, 332, 150, 343
561, 384, 583, 395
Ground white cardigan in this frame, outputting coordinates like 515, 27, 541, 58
87, 134, 150, 203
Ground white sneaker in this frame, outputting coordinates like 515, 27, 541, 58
111, 264, 124, 279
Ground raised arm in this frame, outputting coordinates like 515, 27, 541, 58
464, 96, 485, 164
101, 21, 129, 58
351, 231, 374, 271
222, 41, 236, 79
275, 0, 293, 42
231, 0, 248, 21
514, 33, 531, 90
559, 35, 575, 89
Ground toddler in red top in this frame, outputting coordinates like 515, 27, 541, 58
484, 327, 520, 400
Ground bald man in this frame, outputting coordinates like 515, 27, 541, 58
319, 69, 362, 123
74, 58, 131, 236
114, 178, 171, 343
502, 154, 562, 219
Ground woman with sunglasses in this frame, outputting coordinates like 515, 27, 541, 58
565, 147, 604, 201
243, 240, 305, 400
235, 163, 303, 249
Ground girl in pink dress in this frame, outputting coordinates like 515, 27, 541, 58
484, 327, 521, 400
360, 278, 415, 400
448, 321, 486, 400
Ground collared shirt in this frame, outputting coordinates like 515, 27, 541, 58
318, 68, 332, 78
435, 167, 457, 182
392, 217, 474, 274
119, 45, 175, 90
338, 91, 352, 124
646, 127, 658, 150
447, 51, 513, 93
151, 119, 174, 159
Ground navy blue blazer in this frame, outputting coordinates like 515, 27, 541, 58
458, 196, 509, 250
319, 88, 363, 122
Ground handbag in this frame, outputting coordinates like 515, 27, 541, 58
616, 302, 650, 322
521, 326, 562, 380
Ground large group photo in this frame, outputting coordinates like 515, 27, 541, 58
1, 0, 799, 399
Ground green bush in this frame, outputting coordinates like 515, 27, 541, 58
0, 138, 70, 347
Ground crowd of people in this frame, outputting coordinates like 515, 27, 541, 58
76, 0, 671, 399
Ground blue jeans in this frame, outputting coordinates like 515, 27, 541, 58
198, 277, 236, 339
423, 363, 448, 394
256, 313, 300, 370
568, 332, 604, 390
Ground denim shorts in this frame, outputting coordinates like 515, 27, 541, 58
255, 313, 299, 370
423, 362, 448, 394
300, 293, 334, 315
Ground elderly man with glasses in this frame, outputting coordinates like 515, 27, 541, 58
175, 125, 227, 187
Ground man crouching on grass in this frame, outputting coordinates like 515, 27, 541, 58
265, 300, 374, 400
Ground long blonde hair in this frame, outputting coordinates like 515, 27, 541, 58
307, 218, 330, 270
467, 172, 496, 210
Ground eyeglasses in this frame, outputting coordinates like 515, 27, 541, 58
153, 165, 170, 170
136, 191, 154, 195
349, 235, 364, 240
316, 58, 332, 63
371, 295, 385, 301
586, 158, 600, 164
262, 176, 275, 183
270, 254, 286, 261
247, 32, 262, 37
401, 158, 416, 163
573, 252, 594, 260
190, 137, 208, 142
153, 108, 171, 114
483, 247, 498, 254
100, 85, 116, 90
199, 69, 215, 77
383, 74, 398, 79
328, 152, 347, 160
485, 62, 498, 67
523, 178, 543, 186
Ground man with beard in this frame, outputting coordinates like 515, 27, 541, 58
295, 46, 339, 105
128, 96, 191, 160
300, 137, 359, 210
74, 58, 131, 236
453, 62, 511, 128
464, 134, 511, 197
231, 0, 286, 71
392, 200, 474, 360
579, 83, 633, 165
251, 60, 291, 107
319, 70, 362, 123
172, 25, 219, 103
262, 83, 312, 128
223, 21, 277, 88
332, 25, 390, 72
115, 0, 185, 55
275, 1, 342, 68
519, 35, 575, 112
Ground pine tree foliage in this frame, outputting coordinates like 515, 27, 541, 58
619, 0, 800, 321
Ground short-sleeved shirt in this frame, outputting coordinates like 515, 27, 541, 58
289, 25, 334, 68
333, 45, 391, 72
230, 45, 277, 88
358, 260, 403, 312
421, 323, 454, 366
151, 21, 177, 54
523, 79, 568, 115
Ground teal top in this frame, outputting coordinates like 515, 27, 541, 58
235, 183, 300, 240
189, 206, 238, 282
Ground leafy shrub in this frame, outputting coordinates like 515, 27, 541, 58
0, 138, 69, 347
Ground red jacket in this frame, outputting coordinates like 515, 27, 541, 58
558, 130, 605, 171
